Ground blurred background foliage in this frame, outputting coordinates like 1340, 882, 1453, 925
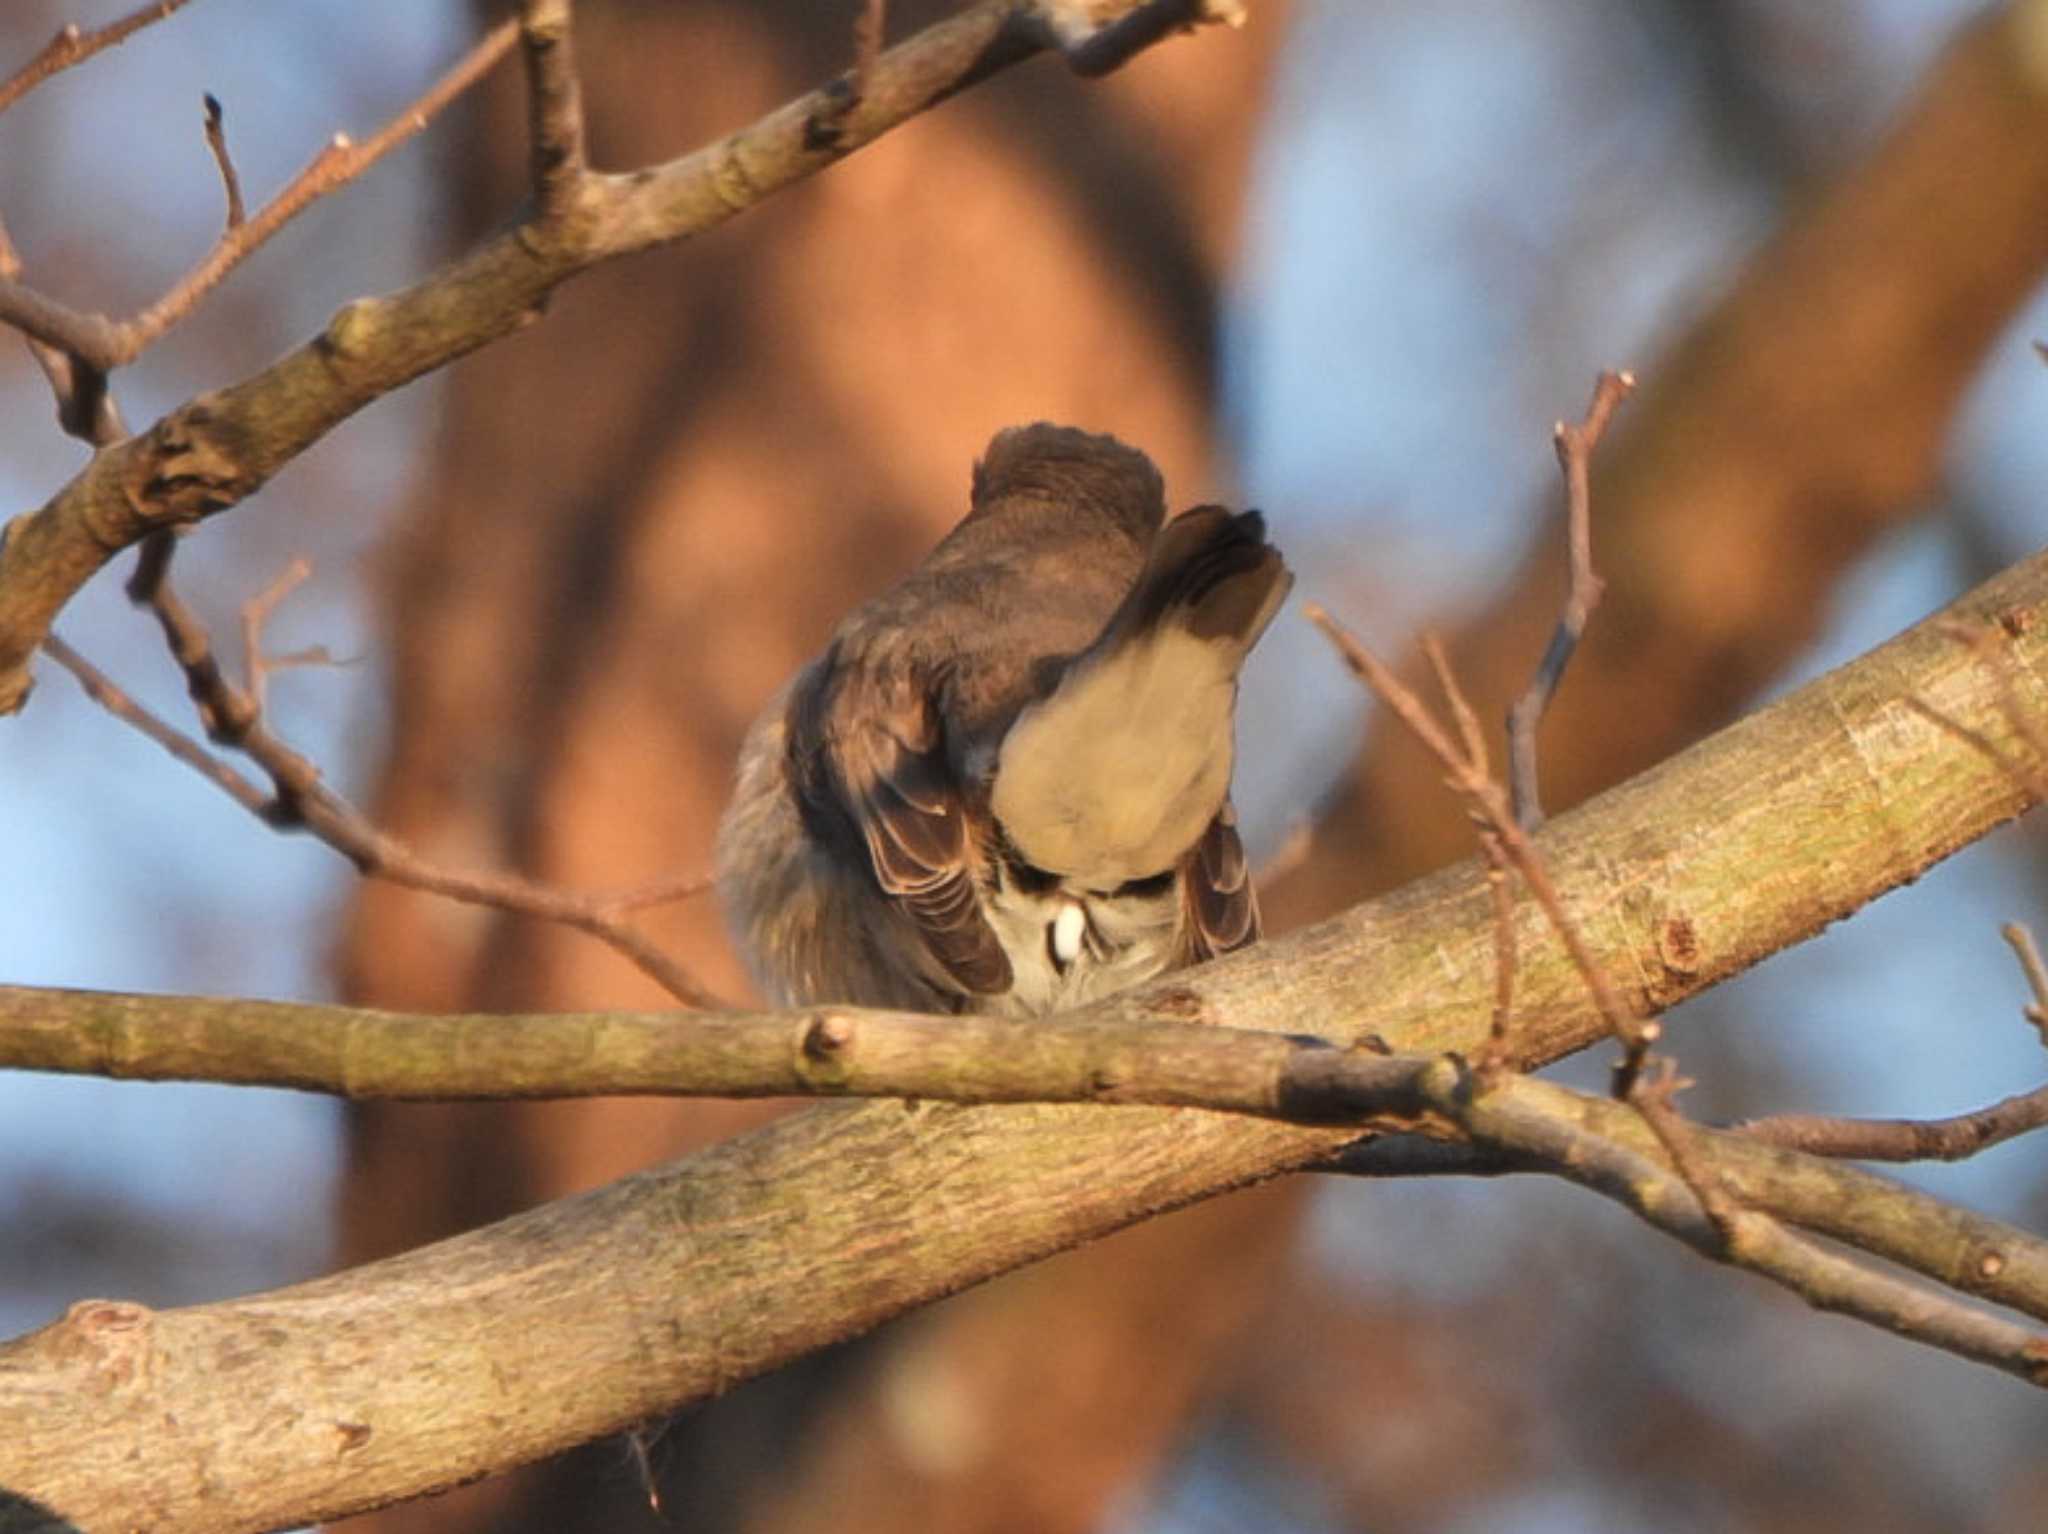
6, 1, 2048, 1530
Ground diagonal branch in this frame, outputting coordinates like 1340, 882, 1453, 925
0, 0, 1232, 715
45, 551, 723, 1008
0, 216, 128, 447
0, 0, 196, 117
0, 20, 520, 376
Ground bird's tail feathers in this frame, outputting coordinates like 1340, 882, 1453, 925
991, 507, 1291, 887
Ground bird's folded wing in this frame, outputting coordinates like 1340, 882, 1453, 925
1181, 798, 1258, 964
832, 675, 1014, 998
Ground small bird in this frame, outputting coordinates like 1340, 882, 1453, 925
716, 423, 1291, 1017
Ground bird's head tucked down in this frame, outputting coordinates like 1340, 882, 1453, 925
716, 423, 1292, 1018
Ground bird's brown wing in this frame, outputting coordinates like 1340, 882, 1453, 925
1180, 798, 1259, 964
815, 664, 1013, 998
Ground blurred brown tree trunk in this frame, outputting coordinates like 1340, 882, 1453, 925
334, 4, 1293, 1531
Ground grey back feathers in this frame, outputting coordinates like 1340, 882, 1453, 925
716, 423, 1291, 1018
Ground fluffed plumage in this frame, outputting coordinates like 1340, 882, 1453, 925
716, 423, 1291, 1017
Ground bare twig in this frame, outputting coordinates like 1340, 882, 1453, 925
0, 213, 126, 446
1306, 602, 1654, 1075
1423, 635, 1518, 1063
17, 974, 2048, 1346
1506, 368, 1634, 830
0, 0, 196, 117
520, 0, 589, 225
239, 556, 311, 714
627, 1430, 669, 1521
1628, 1056, 1739, 1240
1035, 0, 1247, 76
68, 548, 728, 1009
0, 20, 519, 373
2005, 920, 2048, 1043
39, 635, 276, 820
1734, 922, 2048, 1157
597, 870, 715, 914
853, 0, 889, 102
1435, 1070, 2048, 1387
201, 92, 246, 230
805, 0, 892, 147
1735, 1082, 2048, 1161
0, 1, 1215, 714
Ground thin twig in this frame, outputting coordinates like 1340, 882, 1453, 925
39, 635, 277, 820
804, 0, 892, 147
1437, 1071, 2048, 1387
853, 0, 888, 101
240, 556, 311, 715
1737, 919, 2048, 1157
1735, 1081, 2048, 1161
1423, 635, 1518, 1064
1306, 602, 1654, 1075
0, 0, 196, 117
2, 1, 1222, 714
17, 974, 2048, 1351
81, 547, 726, 1008
597, 870, 715, 914
1506, 368, 1634, 830
0, 20, 519, 372
2004, 920, 2048, 1043
201, 93, 246, 230
520, 0, 589, 225
627, 1429, 669, 1521
0, 213, 126, 446
1039, 0, 1247, 77
1629, 1057, 1739, 1241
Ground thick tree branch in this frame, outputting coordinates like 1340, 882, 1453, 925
0, 0, 1230, 713
1387, 1073, 2048, 1386
3, 542, 2047, 1531
9, 981, 2048, 1373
